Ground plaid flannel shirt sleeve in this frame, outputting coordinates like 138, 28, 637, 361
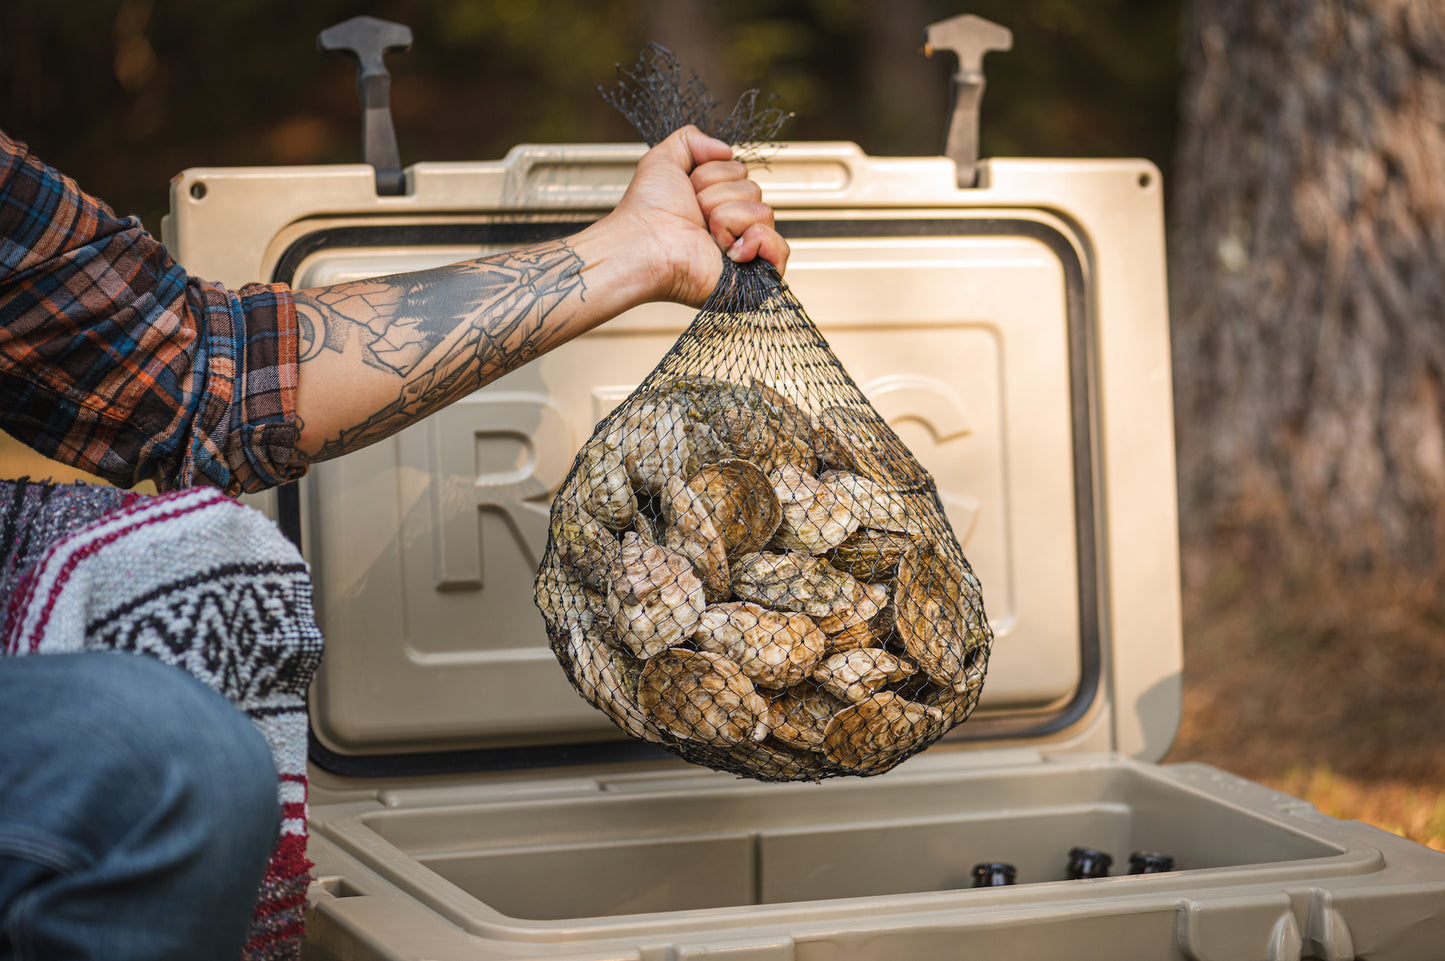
0, 129, 305, 495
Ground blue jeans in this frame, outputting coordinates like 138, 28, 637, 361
0, 652, 281, 960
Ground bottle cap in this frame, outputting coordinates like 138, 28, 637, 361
1128, 850, 1175, 874
1066, 846, 1113, 879
971, 861, 1017, 887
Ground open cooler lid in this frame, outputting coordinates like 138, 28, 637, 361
162, 54, 1179, 780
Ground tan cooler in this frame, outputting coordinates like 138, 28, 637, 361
161, 26, 1445, 961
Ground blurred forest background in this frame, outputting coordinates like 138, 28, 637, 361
2, 0, 1441, 849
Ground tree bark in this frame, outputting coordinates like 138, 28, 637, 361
1171, 0, 1445, 588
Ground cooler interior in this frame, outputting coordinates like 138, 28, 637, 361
311, 756, 1362, 930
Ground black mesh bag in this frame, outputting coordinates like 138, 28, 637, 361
534, 46, 993, 781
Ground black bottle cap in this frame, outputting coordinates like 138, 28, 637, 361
1066, 846, 1113, 879
971, 861, 1017, 887
1128, 850, 1175, 874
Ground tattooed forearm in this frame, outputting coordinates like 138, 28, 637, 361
296, 269, 464, 375
290, 239, 588, 466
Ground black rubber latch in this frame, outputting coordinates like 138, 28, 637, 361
318, 16, 413, 196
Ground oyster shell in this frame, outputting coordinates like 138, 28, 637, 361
817, 609, 875, 651
768, 432, 822, 476
816, 581, 887, 651
812, 647, 915, 702
769, 464, 863, 555
692, 602, 827, 689
826, 527, 917, 580
550, 501, 621, 591
632, 509, 660, 544
731, 551, 869, 619
659, 375, 767, 423
585, 587, 621, 648
822, 691, 943, 773
638, 649, 771, 745
751, 378, 814, 439
605, 399, 693, 493
928, 669, 987, 732
895, 546, 990, 690
707, 407, 772, 465
661, 476, 731, 601
820, 470, 929, 535
686, 459, 782, 556
719, 739, 823, 781
709, 406, 817, 476
812, 406, 928, 486
534, 563, 593, 633
767, 682, 847, 750
684, 420, 734, 469
562, 624, 664, 743
871, 592, 898, 639
575, 439, 635, 530
606, 532, 707, 659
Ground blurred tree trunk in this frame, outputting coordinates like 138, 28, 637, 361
1171, 0, 1445, 593
644, 0, 731, 99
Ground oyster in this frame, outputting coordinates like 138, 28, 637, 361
812, 406, 928, 486
605, 399, 693, 493
684, 420, 734, 469
822, 692, 943, 773
720, 739, 823, 781
826, 527, 917, 580
707, 407, 772, 465
562, 624, 664, 743
816, 581, 887, 651
534, 563, 593, 633
574, 439, 635, 530
686, 459, 782, 555
550, 501, 621, 591
632, 509, 660, 544
731, 551, 870, 619
767, 432, 822, 476
709, 406, 817, 476
895, 546, 989, 690
751, 378, 814, 440
661, 476, 731, 601
585, 587, 621, 648
870, 590, 898, 642
812, 647, 915, 703
606, 532, 707, 659
928, 669, 987, 732
659, 375, 765, 421
820, 470, 929, 535
692, 602, 827, 689
769, 464, 863, 555
767, 682, 847, 751
817, 609, 874, 651
638, 649, 771, 746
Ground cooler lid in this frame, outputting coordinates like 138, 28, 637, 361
163, 140, 1180, 775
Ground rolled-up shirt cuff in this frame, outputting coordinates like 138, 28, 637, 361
171, 279, 308, 495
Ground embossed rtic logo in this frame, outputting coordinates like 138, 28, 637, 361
421, 375, 987, 595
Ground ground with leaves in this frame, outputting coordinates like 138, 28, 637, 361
1164, 556, 1445, 852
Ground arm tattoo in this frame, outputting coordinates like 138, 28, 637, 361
295, 239, 587, 464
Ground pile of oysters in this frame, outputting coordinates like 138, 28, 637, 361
535, 375, 992, 780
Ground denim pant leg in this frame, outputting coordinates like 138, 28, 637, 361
0, 652, 281, 961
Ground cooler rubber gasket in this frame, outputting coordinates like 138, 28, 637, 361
274, 216, 1100, 777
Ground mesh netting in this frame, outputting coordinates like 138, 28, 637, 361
533, 47, 993, 781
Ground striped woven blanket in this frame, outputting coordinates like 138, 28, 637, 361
0, 480, 323, 961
